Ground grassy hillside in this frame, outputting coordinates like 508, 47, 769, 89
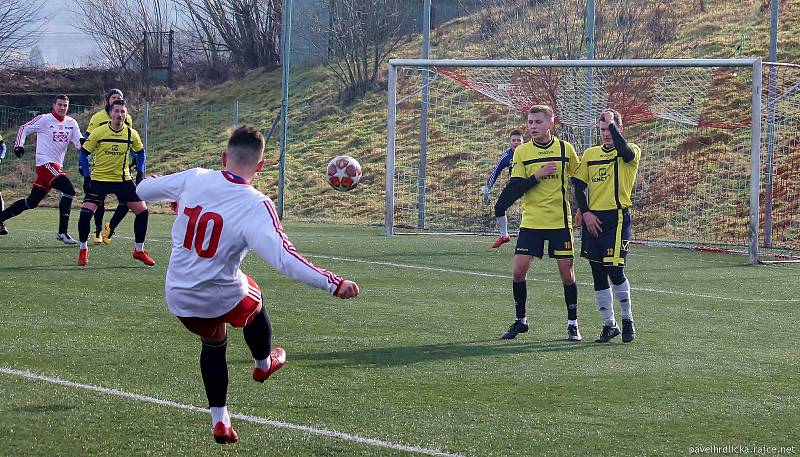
2, 0, 799, 238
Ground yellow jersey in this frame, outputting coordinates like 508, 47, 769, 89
511, 137, 580, 230
85, 109, 133, 135
83, 123, 144, 182
574, 143, 641, 210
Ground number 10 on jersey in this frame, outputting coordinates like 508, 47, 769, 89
183, 206, 223, 258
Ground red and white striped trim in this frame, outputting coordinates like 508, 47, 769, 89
261, 200, 342, 289
15, 115, 43, 147
246, 283, 262, 302
44, 163, 60, 176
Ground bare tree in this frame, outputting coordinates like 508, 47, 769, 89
465, 0, 680, 122
305, 0, 411, 103
177, 0, 282, 70
472, 0, 678, 61
73, 0, 180, 68
0, 1, 49, 67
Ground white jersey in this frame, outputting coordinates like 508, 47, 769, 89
135, 168, 343, 318
15, 113, 83, 166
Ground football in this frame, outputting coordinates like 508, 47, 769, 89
326, 155, 362, 191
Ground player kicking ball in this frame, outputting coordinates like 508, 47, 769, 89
136, 125, 359, 444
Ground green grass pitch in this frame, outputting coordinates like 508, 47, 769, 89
1, 208, 798, 456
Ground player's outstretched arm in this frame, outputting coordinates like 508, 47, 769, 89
135, 169, 198, 202
252, 198, 351, 296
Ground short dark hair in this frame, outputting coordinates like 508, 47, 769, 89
111, 99, 126, 108
227, 125, 265, 165
510, 129, 523, 137
55, 94, 69, 102
528, 104, 554, 120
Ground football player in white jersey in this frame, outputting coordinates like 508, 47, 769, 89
0, 95, 82, 243
136, 125, 359, 444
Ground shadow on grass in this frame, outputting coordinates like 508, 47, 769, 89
291, 338, 599, 368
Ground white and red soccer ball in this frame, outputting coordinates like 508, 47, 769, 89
326, 155, 362, 191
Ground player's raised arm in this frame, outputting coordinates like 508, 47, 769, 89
601, 110, 635, 163
248, 198, 358, 299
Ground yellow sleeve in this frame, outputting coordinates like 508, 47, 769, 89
567, 143, 580, 177
574, 149, 589, 183
83, 128, 100, 153
511, 147, 528, 179
131, 129, 144, 151
630, 143, 641, 166
86, 112, 99, 134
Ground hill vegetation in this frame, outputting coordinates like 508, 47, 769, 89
2, 0, 799, 243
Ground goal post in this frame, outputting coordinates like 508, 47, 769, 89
385, 58, 800, 264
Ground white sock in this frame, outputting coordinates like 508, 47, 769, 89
255, 356, 272, 371
79, 242, 87, 249
612, 280, 633, 320
517, 317, 527, 325
210, 406, 230, 426
134, 242, 144, 252
568, 319, 578, 326
595, 288, 615, 326
497, 215, 508, 237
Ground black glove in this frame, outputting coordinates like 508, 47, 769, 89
79, 137, 86, 146
135, 171, 143, 184
14, 146, 24, 158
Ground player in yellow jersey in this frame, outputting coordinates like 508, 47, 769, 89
80, 89, 134, 244
573, 109, 640, 343
494, 105, 582, 341
77, 99, 154, 267
0, 133, 6, 235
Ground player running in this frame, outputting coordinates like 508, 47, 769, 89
0, 95, 82, 244
77, 99, 151, 266
80, 88, 134, 245
135, 125, 359, 445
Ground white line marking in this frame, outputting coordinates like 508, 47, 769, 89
13, 229, 800, 303
0, 366, 465, 457
305, 255, 800, 303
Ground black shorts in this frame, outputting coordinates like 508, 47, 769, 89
84, 180, 140, 206
514, 228, 574, 259
580, 209, 632, 266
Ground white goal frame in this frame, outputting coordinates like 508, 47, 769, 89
385, 58, 764, 264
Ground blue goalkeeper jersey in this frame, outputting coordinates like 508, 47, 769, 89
485, 147, 514, 190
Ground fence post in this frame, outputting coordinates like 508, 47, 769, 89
143, 101, 150, 167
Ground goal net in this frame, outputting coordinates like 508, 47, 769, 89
385, 59, 800, 264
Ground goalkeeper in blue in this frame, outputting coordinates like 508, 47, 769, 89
482, 129, 524, 248
572, 109, 641, 343
0, 134, 6, 235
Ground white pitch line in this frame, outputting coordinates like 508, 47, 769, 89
0, 366, 465, 457
14, 229, 800, 303
305, 254, 800, 303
